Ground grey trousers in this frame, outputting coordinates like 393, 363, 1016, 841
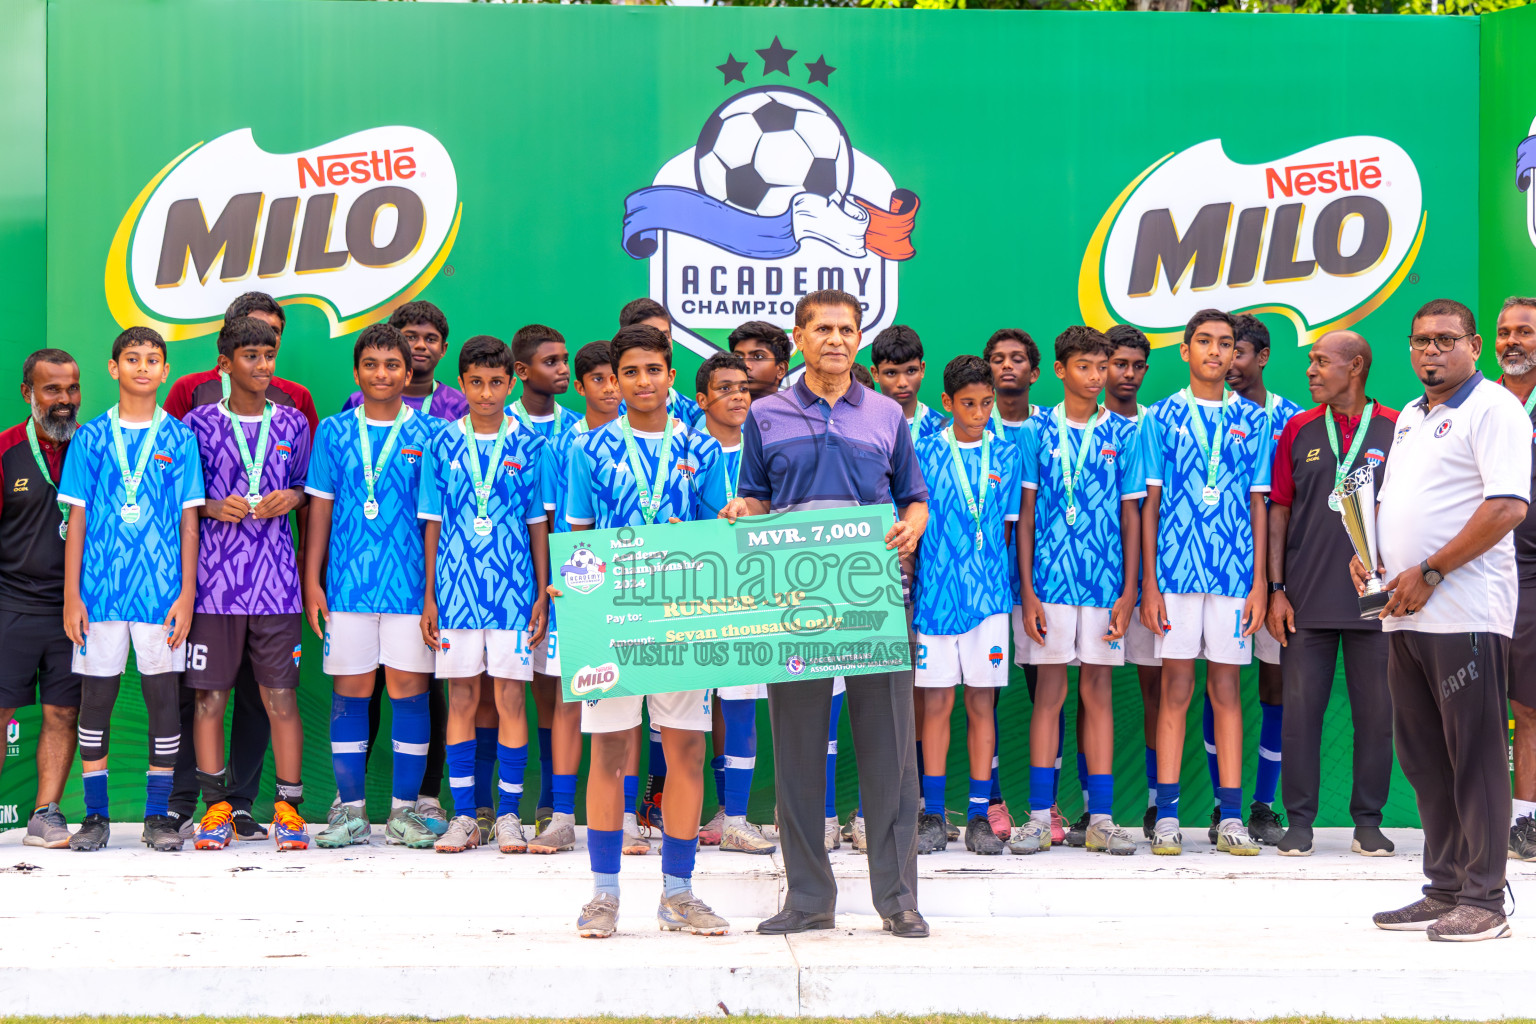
767, 670, 919, 918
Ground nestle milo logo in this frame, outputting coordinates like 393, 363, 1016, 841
570, 663, 621, 696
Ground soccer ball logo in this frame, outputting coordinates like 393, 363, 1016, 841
695, 87, 852, 218
560, 546, 608, 595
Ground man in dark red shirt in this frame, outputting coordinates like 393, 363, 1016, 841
0, 349, 82, 847
163, 291, 315, 839
1266, 330, 1397, 857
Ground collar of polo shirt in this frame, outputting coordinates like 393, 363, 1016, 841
1413, 370, 1484, 412
792, 376, 863, 409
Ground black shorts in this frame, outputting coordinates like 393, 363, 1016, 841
0, 609, 80, 709
1512, 586, 1536, 708
185, 613, 303, 691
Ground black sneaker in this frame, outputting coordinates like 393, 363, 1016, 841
1208, 805, 1221, 845
1352, 825, 1395, 857
142, 814, 185, 851
1511, 815, 1536, 862
1142, 804, 1156, 840
167, 810, 196, 840
69, 814, 110, 852
1247, 801, 1285, 845
916, 813, 948, 854
1277, 824, 1314, 857
1065, 811, 1090, 848
231, 809, 268, 841
1427, 904, 1512, 942
1373, 895, 1454, 931
944, 810, 960, 842
964, 815, 1004, 855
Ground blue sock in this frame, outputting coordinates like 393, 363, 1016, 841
474, 727, 497, 809
1053, 711, 1065, 802
922, 774, 947, 817
329, 693, 371, 804
648, 723, 667, 787
990, 700, 1003, 801
145, 770, 173, 817
497, 743, 527, 816
722, 698, 756, 817
711, 754, 727, 806
1156, 781, 1180, 819
624, 774, 639, 814
588, 827, 621, 897
536, 725, 554, 809
1255, 701, 1283, 806
1087, 774, 1113, 817
661, 833, 698, 897
825, 690, 844, 817
1077, 750, 1089, 808
1202, 696, 1219, 796
446, 740, 476, 818
552, 773, 577, 816
968, 777, 990, 821
83, 770, 108, 818
1217, 785, 1242, 822
1029, 765, 1055, 812
915, 739, 924, 777
390, 692, 431, 804
1144, 745, 1158, 805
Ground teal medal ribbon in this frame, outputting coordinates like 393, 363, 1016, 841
1180, 388, 1231, 510
511, 400, 564, 434
943, 426, 990, 551
1325, 401, 1375, 513
989, 403, 1039, 437
356, 405, 408, 521
620, 416, 675, 526
220, 372, 231, 402
908, 403, 927, 442
224, 400, 274, 510
1054, 404, 1102, 529
26, 419, 69, 540
460, 416, 511, 537
109, 405, 165, 525
420, 382, 436, 420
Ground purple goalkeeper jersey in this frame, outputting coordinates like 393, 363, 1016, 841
185, 402, 311, 615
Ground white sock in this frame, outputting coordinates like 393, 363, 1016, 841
1089, 813, 1111, 827
1030, 808, 1051, 826
1513, 799, 1536, 825
725, 814, 746, 826
1146, 789, 1157, 808
391, 797, 413, 810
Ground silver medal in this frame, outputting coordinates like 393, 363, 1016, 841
120, 502, 141, 524
363, 499, 380, 520
1065, 505, 1077, 527
58, 521, 68, 541
1201, 485, 1220, 507
473, 516, 493, 537
1327, 491, 1343, 513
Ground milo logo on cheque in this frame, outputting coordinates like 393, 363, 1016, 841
571, 663, 621, 697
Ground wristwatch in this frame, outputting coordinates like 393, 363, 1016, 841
1269, 581, 1286, 593
1420, 560, 1444, 587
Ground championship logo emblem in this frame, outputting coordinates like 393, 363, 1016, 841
559, 546, 608, 595
988, 646, 1004, 667
622, 39, 919, 365
785, 654, 806, 676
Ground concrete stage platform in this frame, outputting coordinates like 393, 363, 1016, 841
1, 825, 1531, 1019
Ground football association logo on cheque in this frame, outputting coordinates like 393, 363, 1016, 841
622, 38, 920, 361
559, 547, 608, 595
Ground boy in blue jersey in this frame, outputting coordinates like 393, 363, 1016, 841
60, 327, 205, 852
692, 352, 777, 856
1014, 327, 1145, 856
419, 335, 551, 854
1140, 308, 1270, 857
557, 324, 728, 939
620, 298, 703, 426
304, 324, 441, 850
912, 355, 1020, 856
873, 326, 949, 443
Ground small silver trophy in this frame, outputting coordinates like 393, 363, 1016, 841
1336, 465, 1390, 619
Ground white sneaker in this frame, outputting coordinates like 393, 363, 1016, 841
1216, 817, 1260, 856
495, 813, 529, 853
850, 814, 867, 853
434, 814, 481, 853
824, 815, 841, 851
622, 811, 651, 855
721, 816, 777, 854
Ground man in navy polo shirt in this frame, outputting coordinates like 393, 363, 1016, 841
728, 289, 931, 938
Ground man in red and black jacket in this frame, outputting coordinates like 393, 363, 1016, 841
0, 349, 82, 847
1266, 330, 1398, 857
163, 291, 316, 840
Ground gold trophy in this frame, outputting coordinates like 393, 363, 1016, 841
1337, 465, 1389, 619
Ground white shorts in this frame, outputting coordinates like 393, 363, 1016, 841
1011, 606, 1029, 666
1126, 606, 1162, 667
323, 611, 435, 676
1254, 624, 1280, 666
532, 628, 561, 678
718, 683, 766, 700
581, 689, 713, 734
1158, 593, 1251, 665
915, 613, 1010, 687
73, 620, 186, 676
436, 628, 534, 681
1025, 604, 1125, 667
833, 676, 846, 696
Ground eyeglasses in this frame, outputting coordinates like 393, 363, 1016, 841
1408, 333, 1472, 352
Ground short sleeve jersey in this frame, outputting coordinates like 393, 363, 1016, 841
912, 431, 1022, 636
57, 409, 205, 623
1142, 392, 1272, 598
566, 418, 726, 528
185, 402, 311, 615
906, 402, 951, 444
1020, 408, 1146, 608
988, 408, 1039, 608
418, 417, 549, 631
343, 383, 469, 422
306, 408, 440, 616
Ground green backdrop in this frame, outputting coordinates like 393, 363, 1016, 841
0, 0, 1517, 829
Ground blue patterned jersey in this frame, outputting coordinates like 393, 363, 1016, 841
566, 418, 726, 528
307, 408, 439, 615
505, 401, 581, 448
418, 418, 549, 630
1143, 393, 1272, 597
1020, 408, 1146, 608
721, 444, 741, 500
988, 408, 1039, 608
907, 402, 951, 444
1259, 392, 1303, 506
912, 432, 1022, 636
616, 390, 704, 429
57, 409, 205, 623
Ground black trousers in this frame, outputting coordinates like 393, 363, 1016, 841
170, 659, 268, 817
1387, 630, 1511, 911
365, 672, 447, 800
1278, 627, 1394, 828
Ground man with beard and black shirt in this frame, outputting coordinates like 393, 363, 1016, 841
0, 349, 82, 847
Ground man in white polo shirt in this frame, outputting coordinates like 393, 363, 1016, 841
1358, 298, 1529, 942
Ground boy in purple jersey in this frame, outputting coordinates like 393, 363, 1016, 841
183, 317, 312, 852
341, 301, 469, 422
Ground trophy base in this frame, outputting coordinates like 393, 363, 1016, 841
1358, 589, 1390, 619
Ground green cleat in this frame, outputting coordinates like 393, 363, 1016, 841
385, 806, 439, 849
316, 804, 370, 848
